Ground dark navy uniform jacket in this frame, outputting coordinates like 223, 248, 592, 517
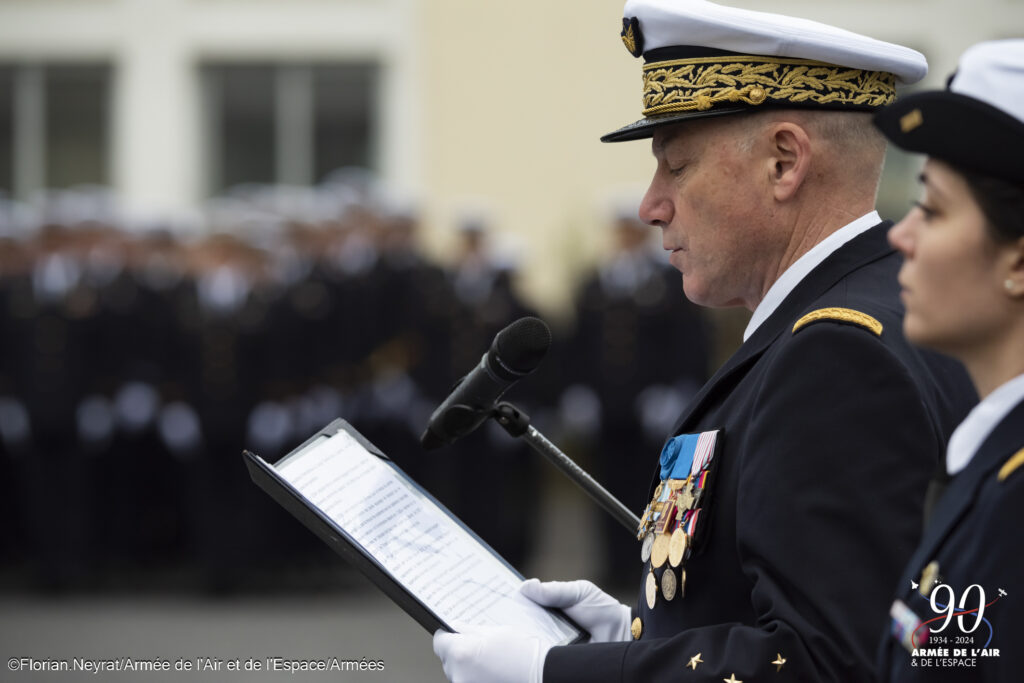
545, 223, 976, 682
878, 399, 1024, 682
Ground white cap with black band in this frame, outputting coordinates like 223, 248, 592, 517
604, 0, 928, 142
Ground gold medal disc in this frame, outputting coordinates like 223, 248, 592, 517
661, 567, 677, 601
668, 528, 688, 567
641, 533, 654, 563
645, 571, 658, 609
651, 533, 670, 568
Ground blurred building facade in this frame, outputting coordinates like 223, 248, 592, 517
2, 0, 1020, 311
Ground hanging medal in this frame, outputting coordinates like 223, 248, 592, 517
645, 570, 658, 609
661, 567, 677, 601
637, 428, 722, 606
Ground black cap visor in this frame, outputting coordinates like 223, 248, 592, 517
874, 91, 1024, 184
601, 106, 749, 142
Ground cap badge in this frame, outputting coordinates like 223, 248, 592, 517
900, 108, 924, 133
621, 17, 643, 58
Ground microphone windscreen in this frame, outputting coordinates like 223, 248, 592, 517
493, 317, 552, 375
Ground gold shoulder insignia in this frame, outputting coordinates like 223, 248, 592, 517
997, 448, 1024, 483
792, 307, 883, 336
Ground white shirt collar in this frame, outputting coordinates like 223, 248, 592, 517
946, 372, 1024, 475
744, 212, 881, 341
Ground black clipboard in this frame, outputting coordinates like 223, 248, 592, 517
244, 419, 587, 644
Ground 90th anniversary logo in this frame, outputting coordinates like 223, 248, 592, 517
891, 569, 1006, 671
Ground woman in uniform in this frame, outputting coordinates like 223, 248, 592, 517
874, 39, 1024, 682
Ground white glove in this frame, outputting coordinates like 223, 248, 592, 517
433, 624, 546, 683
520, 578, 631, 643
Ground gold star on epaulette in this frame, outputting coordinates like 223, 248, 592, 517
772, 653, 787, 672
723, 675, 742, 683
687, 653, 703, 670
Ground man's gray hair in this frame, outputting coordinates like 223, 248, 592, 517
735, 109, 887, 191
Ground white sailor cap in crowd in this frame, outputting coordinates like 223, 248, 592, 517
874, 39, 1024, 185
604, 0, 928, 142
454, 201, 493, 235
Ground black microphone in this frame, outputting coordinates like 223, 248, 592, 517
420, 317, 551, 450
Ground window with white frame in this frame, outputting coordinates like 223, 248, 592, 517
0, 67, 12, 194
202, 62, 379, 194
0, 64, 111, 198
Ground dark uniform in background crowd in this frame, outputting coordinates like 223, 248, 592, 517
6, 224, 100, 588
0, 223, 27, 569
83, 223, 186, 576
433, 2, 978, 682
562, 209, 708, 587
352, 201, 453, 476
436, 214, 542, 568
0, 213, 38, 576
175, 229, 286, 588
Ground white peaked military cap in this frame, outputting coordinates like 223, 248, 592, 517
874, 39, 1024, 184
604, 0, 928, 142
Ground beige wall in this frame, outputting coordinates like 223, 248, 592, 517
419, 0, 654, 315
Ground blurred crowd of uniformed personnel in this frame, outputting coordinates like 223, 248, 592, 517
0, 176, 710, 592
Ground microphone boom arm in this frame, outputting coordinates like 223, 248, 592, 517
492, 402, 641, 534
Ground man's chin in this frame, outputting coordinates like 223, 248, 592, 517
681, 278, 712, 308
682, 280, 749, 310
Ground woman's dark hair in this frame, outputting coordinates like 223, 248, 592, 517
958, 166, 1024, 243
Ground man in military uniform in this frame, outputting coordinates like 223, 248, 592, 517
8, 222, 99, 588
441, 212, 543, 569
177, 230, 281, 589
433, 1, 977, 681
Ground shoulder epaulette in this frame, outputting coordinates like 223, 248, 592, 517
997, 448, 1024, 483
792, 307, 883, 337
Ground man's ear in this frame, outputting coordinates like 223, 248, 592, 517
767, 122, 811, 202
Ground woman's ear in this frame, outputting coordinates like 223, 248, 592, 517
767, 122, 811, 202
1003, 235, 1024, 298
